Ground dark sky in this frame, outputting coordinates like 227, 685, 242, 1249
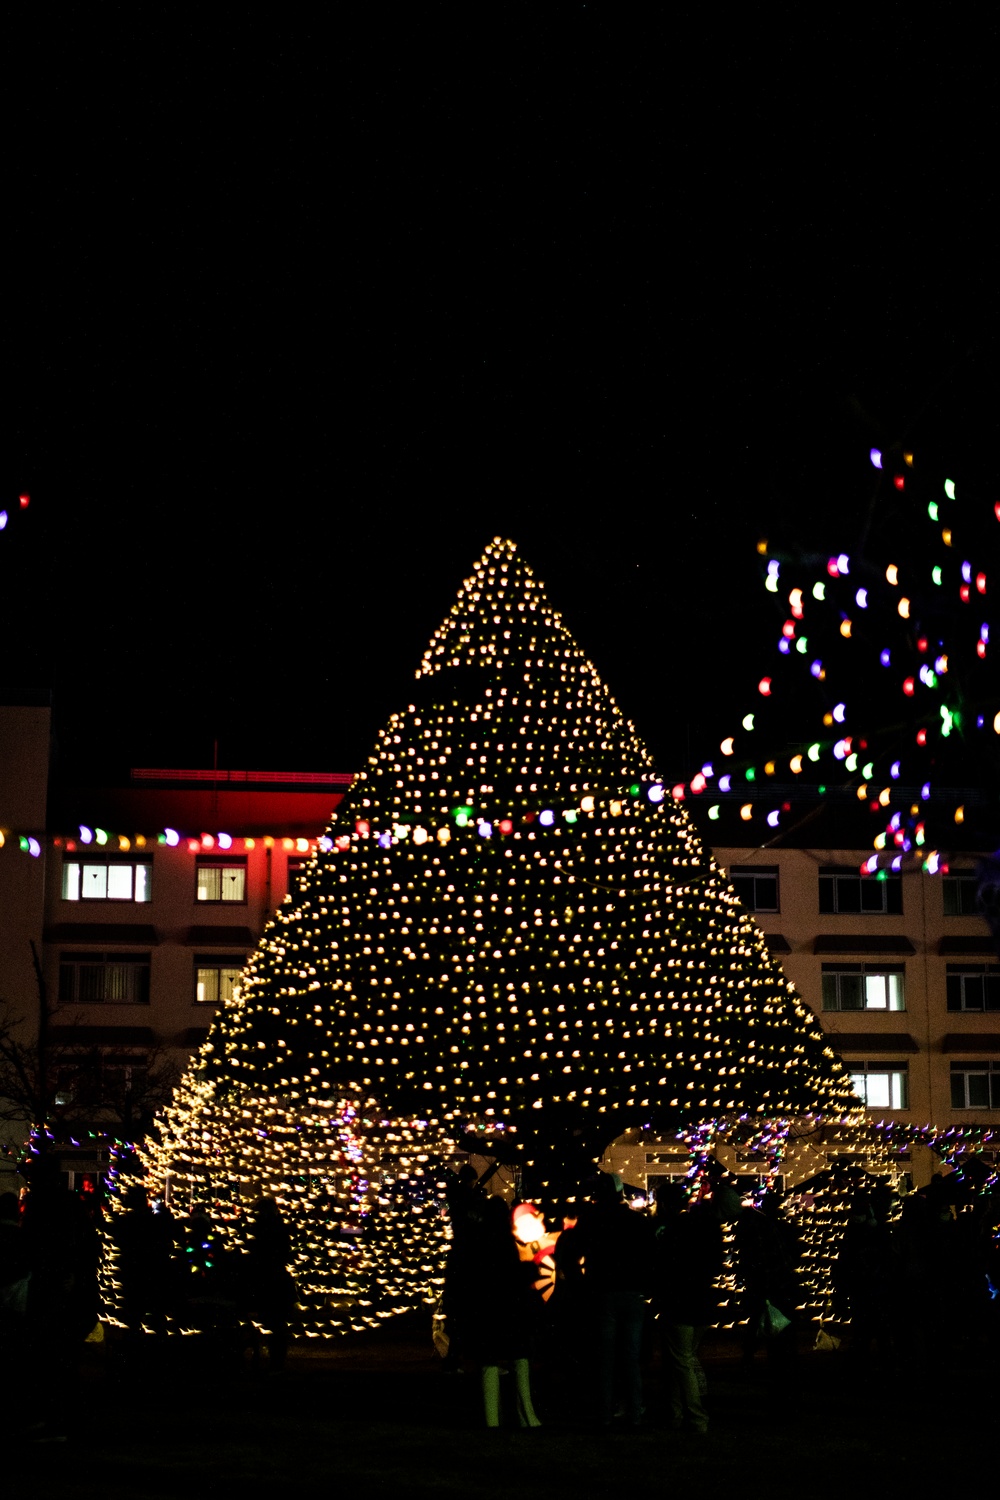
5, 8, 997, 792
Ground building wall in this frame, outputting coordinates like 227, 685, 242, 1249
0, 705, 52, 1185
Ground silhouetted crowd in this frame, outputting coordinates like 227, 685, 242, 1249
441, 1165, 1000, 1431
0, 1163, 295, 1441
2, 1158, 998, 1442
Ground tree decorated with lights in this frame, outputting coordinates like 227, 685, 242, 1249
134, 538, 860, 1334
687, 445, 997, 905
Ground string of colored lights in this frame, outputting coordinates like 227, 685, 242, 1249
682, 448, 997, 872
0, 492, 30, 534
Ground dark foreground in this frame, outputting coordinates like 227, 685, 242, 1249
12, 1317, 996, 1500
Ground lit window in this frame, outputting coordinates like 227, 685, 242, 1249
822, 964, 905, 1011
195, 956, 245, 1005
196, 859, 247, 903
848, 1063, 908, 1109
62, 858, 152, 903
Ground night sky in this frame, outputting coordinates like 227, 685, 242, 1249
5, 9, 997, 801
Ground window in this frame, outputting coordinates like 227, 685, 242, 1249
62, 858, 151, 903
848, 1063, 908, 1109
819, 867, 902, 915
942, 872, 980, 916
195, 858, 246, 903
56, 1058, 148, 1110
946, 964, 1000, 1012
730, 866, 779, 913
286, 857, 309, 895
195, 955, 245, 1006
950, 1062, 1000, 1109
822, 964, 905, 1011
58, 952, 151, 1005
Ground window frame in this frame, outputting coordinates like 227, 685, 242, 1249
194, 954, 246, 1007
729, 865, 780, 914
57, 951, 152, 1005
62, 856, 152, 904
950, 1062, 1000, 1110
195, 856, 248, 905
847, 1062, 909, 1110
819, 866, 903, 916
821, 963, 906, 1012
942, 872, 980, 917
946, 963, 1000, 1012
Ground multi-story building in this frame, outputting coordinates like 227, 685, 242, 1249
3, 703, 996, 1194
0, 702, 350, 1191
607, 843, 998, 1192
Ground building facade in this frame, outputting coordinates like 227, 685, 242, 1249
3, 704, 996, 1194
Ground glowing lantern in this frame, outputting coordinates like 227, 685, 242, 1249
512, 1204, 559, 1303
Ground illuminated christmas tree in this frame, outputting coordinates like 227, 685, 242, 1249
136, 538, 859, 1334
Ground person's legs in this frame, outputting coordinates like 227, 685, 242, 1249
482, 1364, 502, 1427
617, 1292, 646, 1426
664, 1323, 708, 1432
513, 1358, 541, 1427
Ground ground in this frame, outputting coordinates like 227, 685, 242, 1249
12, 1314, 995, 1499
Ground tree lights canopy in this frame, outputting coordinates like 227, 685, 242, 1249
211, 537, 858, 1137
